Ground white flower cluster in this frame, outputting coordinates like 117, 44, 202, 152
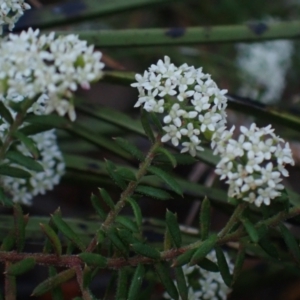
164, 250, 233, 300
213, 123, 294, 207
131, 56, 228, 156
236, 40, 293, 104
0, 28, 105, 121
0, 0, 30, 33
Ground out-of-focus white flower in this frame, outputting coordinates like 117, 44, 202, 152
214, 123, 294, 207
131, 56, 228, 156
0, 28, 105, 121
0, 0, 30, 33
236, 40, 293, 104
163, 250, 233, 300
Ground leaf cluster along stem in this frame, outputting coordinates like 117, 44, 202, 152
86, 136, 161, 252
0, 206, 299, 269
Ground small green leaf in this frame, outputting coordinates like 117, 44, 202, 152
0, 187, 13, 207
0, 101, 13, 124
40, 223, 62, 256
155, 262, 178, 299
148, 166, 182, 196
90, 193, 106, 220
172, 249, 196, 267
141, 110, 155, 143
232, 246, 245, 285
175, 267, 188, 300
127, 197, 142, 230
48, 267, 64, 300
14, 131, 40, 160
32, 269, 76, 296
190, 234, 218, 265
0, 165, 31, 178
259, 237, 279, 259
197, 257, 219, 272
114, 137, 145, 161
240, 217, 259, 243
6, 150, 43, 172
105, 160, 127, 189
1, 230, 15, 251
51, 213, 85, 251
215, 246, 232, 287
79, 253, 107, 268
6, 258, 35, 276
155, 147, 177, 168
279, 223, 300, 263
128, 264, 145, 300
116, 167, 137, 182
14, 204, 26, 252
82, 265, 92, 289
164, 227, 172, 251
116, 215, 139, 233
106, 228, 128, 256
116, 268, 129, 300
149, 112, 163, 134
131, 243, 161, 259
166, 210, 182, 248
99, 188, 114, 210
200, 197, 211, 240
135, 185, 171, 200
117, 228, 137, 245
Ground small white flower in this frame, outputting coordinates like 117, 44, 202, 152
161, 125, 182, 146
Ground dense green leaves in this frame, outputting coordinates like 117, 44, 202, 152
13, 131, 40, 159
127, 197, 142, 229
79, 253, 107, 267
135, 185, 171, 200
105, 160, 127, 189
128, 264, 145, 300
166, 210, 182, 248
200, 197, 211, 240
240, 217, 259, 243
141, 110, 155, 143
215, 246, 232, 287
6, 258, 35, 276
6, 150, 43, 172
114, 137, 144, 161
0, 102, 13, 124
40, 223, 62, 256
155, 147, 177, 167
0, 165, 31, 178
131, 242, 161, 259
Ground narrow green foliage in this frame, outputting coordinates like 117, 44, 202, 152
148, 166, 182, 195
13, 131, 40, 159
149, 112, 163, 133
32, 269, 76, 296
14, 204, 26, 252
0, 187, 13, 207
116, 167, 137, 182
117, 228, 137, 245
141, 110, 155, 143
240, 217, 259, 243
164, 227, 172, 251
166, 210, 182, 248
197, 257, 219, 272
131, 242, 161, 259
99, 188, 115, 210
215, 246, 232, 287
6, 150, 43, 172
96, 230, 105, 245
106, 228, 128, 256
279, 223, 300, 263
43, 208, 61, 254
259, 237, 279, 259
200, 197, 211, 240
83, 265, 93, 289
51, 213, 85, 251
90, 193, 106, 220
190, 234, 218, 265
0, 102, 13, 124
6, 258, 35, 276
116, 268, 129, 300
172, 249, 196, 267
0, 165, 31, 178
105, 160, 127, 189
79, 253, 108, 268
48, 267, 64, 300
175, 267, 188, 300
114, 137, 145, 161
135, 185, 171, 200
116, 215, 139, 233
128, 264, 145, 300
232, 246, 245, 285
0, 230, 15, 251
40, 223, 62, 256
155, 262, 179, 300
156, 153, 196, 166
127, 197, 142, 230
5, 263, 16, 300
155, 147, 177, 168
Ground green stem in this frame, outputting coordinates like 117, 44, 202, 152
218, 203, 248, 239
86, 136, 161, 252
